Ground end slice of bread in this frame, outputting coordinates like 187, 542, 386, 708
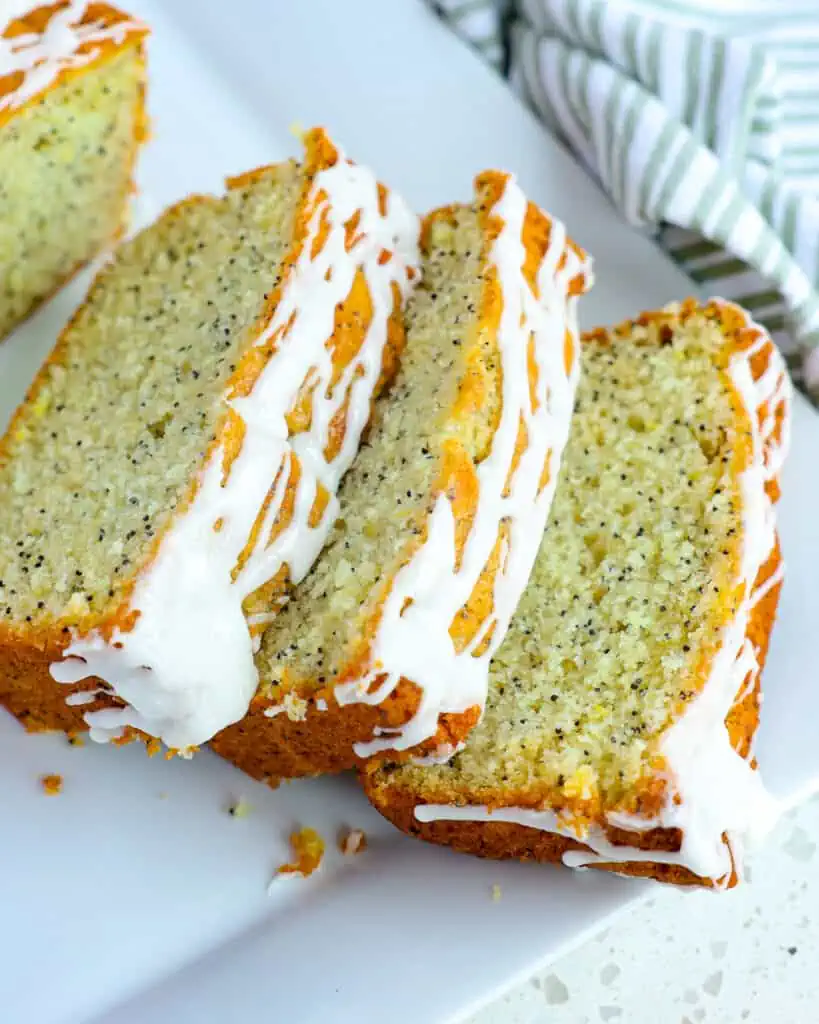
0, 127, 419, 751
211, 174, 592, 780
364, 299, 791, 889
0, 2, 149, 339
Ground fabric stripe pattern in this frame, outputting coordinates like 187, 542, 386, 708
428, 0, 819, 400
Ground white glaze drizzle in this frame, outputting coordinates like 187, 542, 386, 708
64, 686, 109, 707
749, 561, 784, 609
50, 146, 419, 749
415, 303, 792, 886
335, 175, 591, 757
413, 803, 697, 870
1, 1, 145, 113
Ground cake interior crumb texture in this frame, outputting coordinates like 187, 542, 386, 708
0, 163, 302, 626
0, 42, 144, 338
255, 206, 499, 695
380, 311, 743, 812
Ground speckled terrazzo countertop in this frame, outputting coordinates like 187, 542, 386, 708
468, 794, 819, 1024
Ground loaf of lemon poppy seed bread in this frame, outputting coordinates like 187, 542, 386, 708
0, 127, 419, 750
0, 1, 149, 340
210, 173, 592, 780
363, 299, 791, 889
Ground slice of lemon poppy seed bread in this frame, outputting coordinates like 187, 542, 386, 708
0, 2, 149, 340
0, 127, 419, 750
211, 173, 592, 780
363, 299, 791, 889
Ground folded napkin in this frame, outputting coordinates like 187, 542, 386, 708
432, 0, 819, 401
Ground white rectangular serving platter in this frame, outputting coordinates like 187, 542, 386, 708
1, 2, 818, 1022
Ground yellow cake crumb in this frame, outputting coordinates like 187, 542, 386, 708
263, 692, 309, 722
277, 827, 325, 877
338, 828, 367, 855
165, 745, 197, 760
40, 773, 63, 796
282, 693, 308, 722
491, 884, 502, 902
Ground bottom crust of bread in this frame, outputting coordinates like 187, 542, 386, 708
210, 684, 480, 781
0, 643, 480, 774
362, 541, 783, 889
0, 635, 119, 737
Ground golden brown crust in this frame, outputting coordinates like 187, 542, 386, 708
0, 622, 132, 736
0, 129, 407, 737
210, 682, 480, 780
363, 799, 718, 888
362, 299, 788, 888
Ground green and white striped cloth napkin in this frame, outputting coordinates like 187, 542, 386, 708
431, 0, 819, 401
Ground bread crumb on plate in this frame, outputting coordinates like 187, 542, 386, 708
338, 828, 367, 855
276, 827, 325, 877
40, 774, 63, 796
